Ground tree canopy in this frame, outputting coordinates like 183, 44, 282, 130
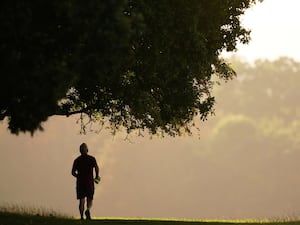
0, 0, 261, 136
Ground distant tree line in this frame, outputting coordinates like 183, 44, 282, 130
210, 57, 300, 157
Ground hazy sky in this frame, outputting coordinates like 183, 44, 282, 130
223, 0, 300, 62
1, 0, 300, 220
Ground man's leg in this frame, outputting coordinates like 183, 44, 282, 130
79, 198, 85, 220
85, 197, 93, 220
87, 197, 93, 211
84, 186, 94, 220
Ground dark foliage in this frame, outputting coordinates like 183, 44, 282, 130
0, 0, 260, 135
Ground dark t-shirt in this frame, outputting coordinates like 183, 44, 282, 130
72, 155, 97, 187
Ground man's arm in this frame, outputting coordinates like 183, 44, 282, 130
95, 161, 100, 179
71, 160, 78, 178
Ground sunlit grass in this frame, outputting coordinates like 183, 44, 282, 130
79, 216, 300, 224
0, 203, 68, 218
1, 204, 300, 225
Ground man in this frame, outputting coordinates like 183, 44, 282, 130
72, 143, 100, 220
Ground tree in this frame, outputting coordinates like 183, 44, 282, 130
210, 57, 300, 155
215, 57, 300, 120
0, 0, 261, 136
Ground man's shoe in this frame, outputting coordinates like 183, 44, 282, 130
85, 210, 91, 220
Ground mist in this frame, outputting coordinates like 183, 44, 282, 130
1, 58, 300, 219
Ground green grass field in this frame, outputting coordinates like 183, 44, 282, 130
1, 206, 300, 225
1, 212, 300, 225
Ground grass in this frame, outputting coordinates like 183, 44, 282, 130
0, 204, 68, 218
1, 205, 300, 225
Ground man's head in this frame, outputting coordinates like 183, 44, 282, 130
80, 143, 88, 155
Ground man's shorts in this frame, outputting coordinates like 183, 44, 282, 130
76, 185, 94, 199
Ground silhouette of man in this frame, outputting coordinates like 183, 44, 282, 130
72, 143, 100, 220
